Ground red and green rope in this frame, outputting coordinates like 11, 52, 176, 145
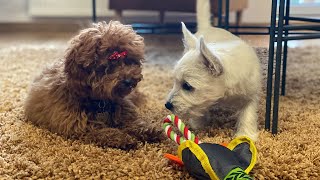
163, 115, 200, 145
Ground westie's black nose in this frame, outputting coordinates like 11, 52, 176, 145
165, 102, 174, 111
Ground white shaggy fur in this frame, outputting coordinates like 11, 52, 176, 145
166, 0, 261, 141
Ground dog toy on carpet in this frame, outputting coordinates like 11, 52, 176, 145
163, 115, 257, 180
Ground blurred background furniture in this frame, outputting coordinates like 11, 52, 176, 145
265, 0, 320, 134
92, 0, 268, 34
109, 0, 248, 27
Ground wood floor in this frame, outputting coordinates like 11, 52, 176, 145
240, 35, 320, 48
0, 30, 319, 49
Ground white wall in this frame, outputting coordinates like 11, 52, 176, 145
29, 0, 155, 17
242, 0, 271, 23
0, 0, 30, 22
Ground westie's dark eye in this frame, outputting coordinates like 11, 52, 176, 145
182, 82, 193, 91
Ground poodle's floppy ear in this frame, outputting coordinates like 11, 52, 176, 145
64, 28, 101, 78
199, 37, 223, 76
181, 22, 197, 50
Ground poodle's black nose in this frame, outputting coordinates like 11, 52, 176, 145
165, 102, 174, 111
123, 79, 134, 87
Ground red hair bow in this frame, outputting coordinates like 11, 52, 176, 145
108, 50, 128, 61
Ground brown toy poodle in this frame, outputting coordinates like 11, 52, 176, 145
24, 21, 163, 150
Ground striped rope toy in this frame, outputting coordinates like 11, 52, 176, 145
163, 115, 200, 145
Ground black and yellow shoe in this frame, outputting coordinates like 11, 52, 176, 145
177, 136, 257, 180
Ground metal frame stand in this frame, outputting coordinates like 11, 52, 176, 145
92, 0, 96, 22
265, 0, 320, 134
91, 0, 320, 134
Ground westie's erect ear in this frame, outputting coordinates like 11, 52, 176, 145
199, 37, 223, 76
181, 22, 197, 50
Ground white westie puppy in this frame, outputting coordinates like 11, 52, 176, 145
165, 0, 261, 141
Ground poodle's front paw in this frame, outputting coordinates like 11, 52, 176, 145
111, 134, 139, 150
118, 137, 138, 150
138, 125, 166, 143
82, 128, 139, 150
124, 121, 166, 143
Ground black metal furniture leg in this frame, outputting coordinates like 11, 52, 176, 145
281, 0, 290, 96
218, 0, 223, 28
92, 0, 97, 22
272, 0, 286, 134
225, 0, 230, 30
282, 44, 288, 96
265, 0, 278, 131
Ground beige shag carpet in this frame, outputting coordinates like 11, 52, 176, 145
0, 36, 320, 179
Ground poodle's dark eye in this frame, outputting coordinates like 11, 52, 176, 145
96, 65, 107, 75
182, 82, 193, 91
124, 58, 134, 65
124, 58, 141, 66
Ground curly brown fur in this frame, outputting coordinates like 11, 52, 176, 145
24, 21, 164, 150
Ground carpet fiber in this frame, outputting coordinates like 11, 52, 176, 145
0, 35, 319, 179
